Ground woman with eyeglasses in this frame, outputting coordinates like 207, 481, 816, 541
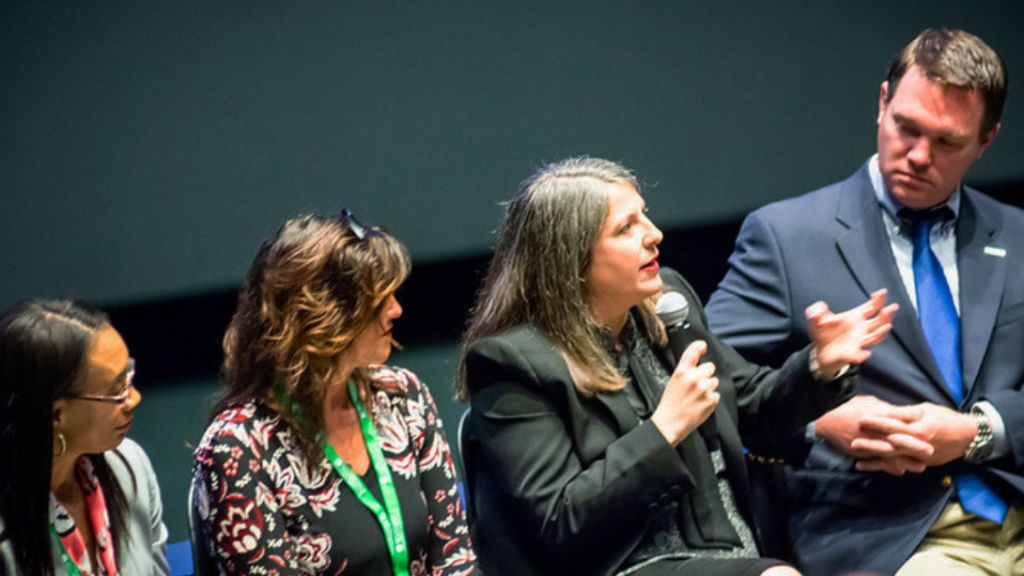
455, 157, 897, 576
0, 300, 169, 576
193, 212, 477, 576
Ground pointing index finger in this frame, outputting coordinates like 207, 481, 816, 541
676, 340, 707, 372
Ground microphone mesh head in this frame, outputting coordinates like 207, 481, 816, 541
655, 291, 689, 325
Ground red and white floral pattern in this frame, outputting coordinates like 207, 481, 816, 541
194, 366, 477, 576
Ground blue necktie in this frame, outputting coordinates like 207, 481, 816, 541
906, 210, 1008, 524
907, 211, 961, 403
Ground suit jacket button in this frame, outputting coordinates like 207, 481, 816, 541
942, 476, 953, 488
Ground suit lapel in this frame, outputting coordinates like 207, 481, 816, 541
833, 166, 950, 393
957, 190, 1004, 399
593, 390, 641, 435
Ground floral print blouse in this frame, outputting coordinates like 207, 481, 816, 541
193, 366, 477, 576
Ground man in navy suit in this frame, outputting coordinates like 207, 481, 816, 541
706, 29, 1023, 576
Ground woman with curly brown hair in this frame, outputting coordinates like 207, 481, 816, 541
193, 211, 477, 576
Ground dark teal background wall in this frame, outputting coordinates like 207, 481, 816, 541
4, 0, 1024, 546
3, 1, 1022, 308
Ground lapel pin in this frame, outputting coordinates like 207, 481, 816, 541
984, 246, 1007, 258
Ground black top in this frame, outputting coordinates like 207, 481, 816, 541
463, 268, 854, 576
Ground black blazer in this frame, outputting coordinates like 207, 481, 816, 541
462, 269, 853, 576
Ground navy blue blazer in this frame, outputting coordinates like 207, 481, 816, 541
706, 161, 1024, 576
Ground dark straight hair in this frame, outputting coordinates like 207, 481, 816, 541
0, 300, 129, 576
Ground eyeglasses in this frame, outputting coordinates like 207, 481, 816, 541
340, 208, 368, 240
69, 358, 136, 405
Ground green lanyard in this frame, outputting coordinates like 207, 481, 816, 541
275, 380, 409, 576
49, 525, 85, 576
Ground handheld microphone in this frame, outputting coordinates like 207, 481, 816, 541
654, 291, 690, 365
655, 291, 719, 450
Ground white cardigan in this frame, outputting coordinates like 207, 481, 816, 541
0, 438, 169, 576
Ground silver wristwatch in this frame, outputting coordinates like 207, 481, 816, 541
964, 406, 995, 463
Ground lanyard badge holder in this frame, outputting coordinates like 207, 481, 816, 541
50, 525, 86, 576
275, 380, 409, 576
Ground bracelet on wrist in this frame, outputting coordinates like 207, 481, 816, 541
809, 348, 850, 381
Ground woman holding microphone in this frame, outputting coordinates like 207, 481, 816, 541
456, 157, 896, 576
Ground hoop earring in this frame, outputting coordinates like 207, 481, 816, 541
54, 431, 67, 458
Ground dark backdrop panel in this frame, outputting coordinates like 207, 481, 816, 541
3, 1, 1022, 308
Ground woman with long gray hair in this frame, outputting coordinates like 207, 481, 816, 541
456, 157, 897, 576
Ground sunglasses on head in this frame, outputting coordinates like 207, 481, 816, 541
340, 208, 369, 240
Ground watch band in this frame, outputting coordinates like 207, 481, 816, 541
965, 406, 994, 463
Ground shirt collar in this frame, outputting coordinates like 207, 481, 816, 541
868, 154, 961, 223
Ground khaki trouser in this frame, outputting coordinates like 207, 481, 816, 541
895, 502, 1024, 576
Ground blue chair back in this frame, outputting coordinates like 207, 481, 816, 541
188, 476, 219, 576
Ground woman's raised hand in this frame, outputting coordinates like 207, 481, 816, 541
651, 340, 719, 446
805, 289, 898, 379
